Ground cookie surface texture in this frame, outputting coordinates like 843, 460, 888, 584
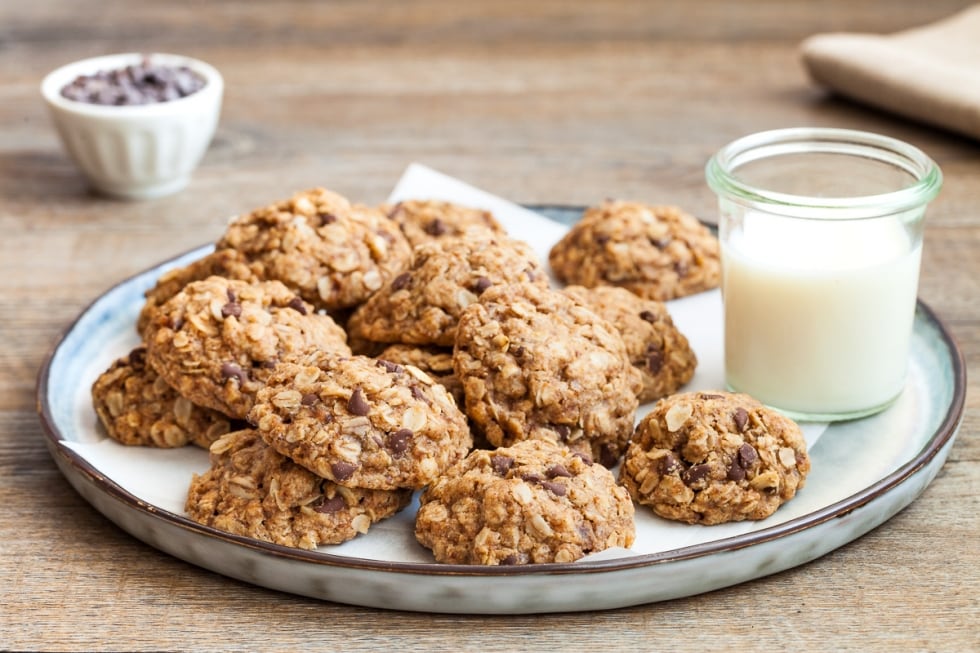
250, 352, 472, 490
186, 429, 411, 549
385, 199, 504, 248
91, 346, 235, 448
347, 235, 547, 348
620, 391, 811, 525
548, 201, 720, 301
143, 277, 350, 419
415, 439, 635, 565
562, 285, 696, 403
453, 282, 640, 466
217, 188, 411, 311
376, 344, 464, 405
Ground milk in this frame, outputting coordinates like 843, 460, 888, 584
721, 212, 922, 418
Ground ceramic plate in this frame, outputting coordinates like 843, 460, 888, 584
37, 205, 965, 614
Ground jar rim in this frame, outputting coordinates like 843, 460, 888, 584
705, 127, 942, 219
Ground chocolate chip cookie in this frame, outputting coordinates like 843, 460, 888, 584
92, 346, 236, 448
562, 285, 697, 403
453, 282, 641, 467
137, 248, 263, 335
620, 391, 811, 525
143, 277, 351, 420
385, 199, 504, 248
217, 188, 412, 311
548, 201, 721, 301
346, 235, 547, 348
186, 429, 412, 550
415, 439, 635, 565
249, 352, 472, 490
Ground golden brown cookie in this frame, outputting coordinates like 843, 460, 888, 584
347, 235, 547, 348
548, 201, 720, 301
91, 346, 236, 448
384, 199, 504, 248
249, 352, 472, 490
186, 429, 412, 550
217, 188, 412, 312
137, 248, 263, 336
562, 285, 697, 403
143, 277, 350, 420
453, 282, 641, 467
415, 439, 635, 565
620, 391, 811, 525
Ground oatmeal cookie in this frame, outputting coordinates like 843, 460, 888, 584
143, 277, 351, 420
347, 235, 547, 348
92, 346, 236, 448
250, 352, 472, 490
620, 391, 811, 525
217, 188, 412, 311
453, 282, 641, 467
384, 199, 504, 248
562, 285, 696, 403
376, 344, 463, 405
548, 201, 720, 301
137, 248, 263, 335
415, 439, 635, 565
186, 429, 412, 550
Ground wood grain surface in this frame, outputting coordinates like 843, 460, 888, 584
1, 1, 977, 651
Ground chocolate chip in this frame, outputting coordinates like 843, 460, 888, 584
170, 316, 184, 330
410, 386, 428, 402
221, 302, 242, 318
347, 388, 370, 416
738, 443, 758, 467
599, 444, 619, 468
661, 452, 683, 475
287, 297, 308, 315
700, 393, 723, 400
386, 428, 412, 454
60, 59, 206, 106
391, 272, 412, 291
540, 480, 566, 496
301, 393, 319, 406
490, 455, 514, 476
472, 276, 493, 294
674, 261, 690, 277
639, 310, 658, 323
733, 407, 749, 432
319, 212, 337, 226
595, 234, 610, 245
424, 218, 447, 236
546, 464, 572, 479
377, 359, 404, 374
727, 461, 746, 482
572, 451, 594, 466
646, 348, 663, 374
315, 495, 346, 514
330, 461, 357, 482
682, 463, 711, 485
512, 345, 526, 358
500, 553, 527, 565
226, 288, 237, 303
521, 472, 544, 484
553, 424, 571, 441
220, 362, 248, 385
258, 359, 277, 369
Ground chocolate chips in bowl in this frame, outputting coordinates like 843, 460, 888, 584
60, 58, 208, 106
41, 52, 224, 200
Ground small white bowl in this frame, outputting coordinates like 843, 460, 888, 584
41, 53, 223, 200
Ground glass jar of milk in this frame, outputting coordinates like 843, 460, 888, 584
706, 128, 942, 421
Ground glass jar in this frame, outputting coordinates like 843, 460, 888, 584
706, 127, 942, 421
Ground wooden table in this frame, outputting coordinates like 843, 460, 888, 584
2, 1, 977, 650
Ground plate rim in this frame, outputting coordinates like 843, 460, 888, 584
35, 216, 967, 579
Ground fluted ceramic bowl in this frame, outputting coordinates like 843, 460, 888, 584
41, 53, 223, 200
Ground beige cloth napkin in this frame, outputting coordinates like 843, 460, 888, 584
801, 5, 980, 140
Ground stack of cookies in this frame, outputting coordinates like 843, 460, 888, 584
91, 188, 811, 564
